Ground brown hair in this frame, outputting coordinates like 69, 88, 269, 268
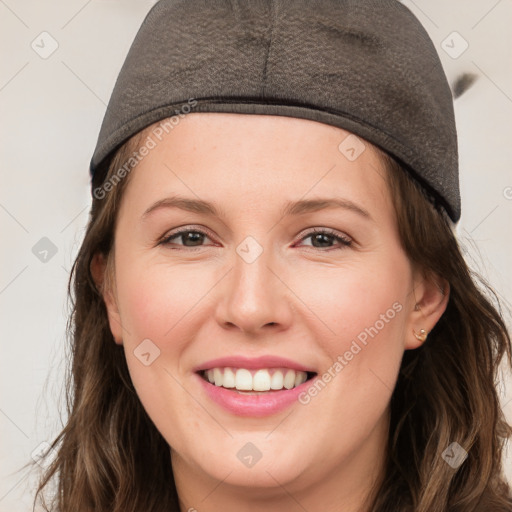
370, 152, 512, 512
28, 129, 512, 511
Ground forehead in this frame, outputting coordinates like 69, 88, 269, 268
119, 113, 392, 219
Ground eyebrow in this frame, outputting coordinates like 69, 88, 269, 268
142, 195, 371, 220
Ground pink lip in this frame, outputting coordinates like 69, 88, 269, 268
194, 373, 316, 417
193, 355, 316, 373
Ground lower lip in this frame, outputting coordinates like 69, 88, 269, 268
195, 373, 315, 417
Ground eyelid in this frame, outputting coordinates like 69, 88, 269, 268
158, 224, 216, 246
295, 227, 352, 245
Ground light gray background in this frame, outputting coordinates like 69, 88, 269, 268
1, 0, 511, 509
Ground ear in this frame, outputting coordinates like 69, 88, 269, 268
90, 252, 124, 345
405, 269, 450, 350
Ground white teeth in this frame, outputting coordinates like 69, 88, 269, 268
283, 370, 296, 390
253, 370, 271, 391
295, 372, 308, 387
235, 369, 253, 390
213, 368, 223, 386
223, 368, 236, 388
203, 367, 310, 392
270, 371, 284, 390
295, 371, 307, 387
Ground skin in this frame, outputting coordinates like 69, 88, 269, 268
92, 113, 449, 512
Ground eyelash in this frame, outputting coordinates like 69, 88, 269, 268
158, 226, 353, 251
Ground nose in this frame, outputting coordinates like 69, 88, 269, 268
215, 245, 293, 335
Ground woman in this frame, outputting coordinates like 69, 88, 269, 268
31, 0, 512, 511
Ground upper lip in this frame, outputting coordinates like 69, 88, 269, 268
193, 355, 317, 373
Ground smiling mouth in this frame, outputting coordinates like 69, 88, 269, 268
198, 367, 317, 394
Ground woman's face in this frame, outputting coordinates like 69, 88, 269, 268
100, 113, 444, 507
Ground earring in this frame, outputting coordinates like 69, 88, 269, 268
413, 328, 428, 342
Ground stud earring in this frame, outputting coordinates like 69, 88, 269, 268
413, 328, 428, 342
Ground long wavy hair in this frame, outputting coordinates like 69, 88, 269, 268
28, 125, 512, 512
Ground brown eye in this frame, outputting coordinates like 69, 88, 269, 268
297, 229, 352, 250
160, 228, 212, 248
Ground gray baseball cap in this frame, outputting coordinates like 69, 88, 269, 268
90, 0, 461, 222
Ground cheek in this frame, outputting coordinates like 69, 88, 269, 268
290, 254, 410, 425
292, 253, 411, 352
113, 260, 214, 437
115, 257, 213, 344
